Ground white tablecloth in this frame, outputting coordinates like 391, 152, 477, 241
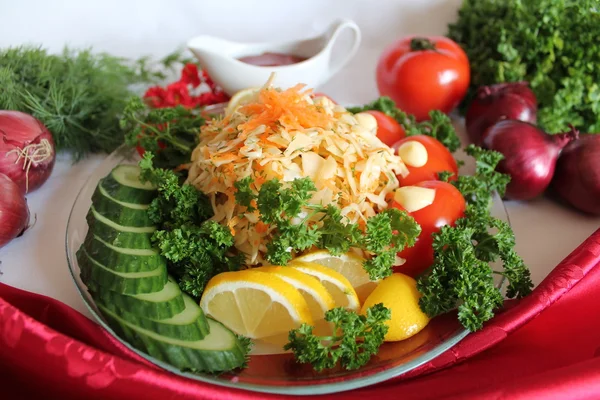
1, 0, 598, 318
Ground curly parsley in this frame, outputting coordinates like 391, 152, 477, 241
442, 145, 512, 209
234, 176, 420, 280
284, 304, 391, 372
448, 0, 600, 134
139, 153, 241, 298
422, 146, 533, 331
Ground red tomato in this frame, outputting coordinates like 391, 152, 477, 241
364, 110, 406, 147
393, 135, 458, 186
376, 36, 470, 121
391, 181, 466, 277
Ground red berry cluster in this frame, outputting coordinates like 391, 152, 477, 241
143, 64, 229, 109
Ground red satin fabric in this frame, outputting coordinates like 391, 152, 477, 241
1, 228, 599, 400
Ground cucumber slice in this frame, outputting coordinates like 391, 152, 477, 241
87, 212, 155, 250
83, 234, 165, 273
102, 165, 157, 204
87, 207, 156, 234
96, 180, 150, 210
87, 277, 185, 319
92, 187, 154, 228
94, 293, 209, 341
78, 248, 167, 294
99, 305, 248, 373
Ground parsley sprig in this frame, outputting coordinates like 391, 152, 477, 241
121, 97, 204, 170
421, 146, 533, 331
284, 304, 391, 372
418, 205, 532, 331
234, 176, 420, 280
140, 153, 241, 298
447, 145, 512, 209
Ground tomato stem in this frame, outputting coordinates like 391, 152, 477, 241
410, 38, 436, 51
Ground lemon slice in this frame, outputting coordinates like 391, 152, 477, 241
199, 270, 312, 339
255, 266, 335, 321
289, 261, 360, 311
294, 250, 379, 304
225, 87, 261, 115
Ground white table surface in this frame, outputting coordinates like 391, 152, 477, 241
1, 0, 598, 318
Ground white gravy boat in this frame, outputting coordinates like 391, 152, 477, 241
187, 19, 361, 95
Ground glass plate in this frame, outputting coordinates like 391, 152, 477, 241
65, 144, 509, 395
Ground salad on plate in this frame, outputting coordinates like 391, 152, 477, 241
74, 76, 533, 377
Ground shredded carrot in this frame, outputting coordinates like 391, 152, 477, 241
254, 174, 266, 186
227, 216, 239, 236
223, 163, 236, 177
258, 131, 272, 145
255, 221, 269, 234
212, 153, 238, 162
238, 85, 332, 134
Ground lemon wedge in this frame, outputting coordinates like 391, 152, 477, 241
294, 250, 379, 304
225, 87, 261, 115
361, 273, 430, 342
255, 266, 335, 322
199, 270, 312, 339
289, 261, 360, 311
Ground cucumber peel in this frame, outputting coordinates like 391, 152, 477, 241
99, 304, 249, 373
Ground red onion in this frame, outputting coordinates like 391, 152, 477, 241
482, 120, 577, 200
0, 111, 55, 194
0, 173, 30, 248
552, 133, 600, 215
466, 82, 537, 145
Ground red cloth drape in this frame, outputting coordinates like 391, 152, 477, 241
1, 228, 599, 400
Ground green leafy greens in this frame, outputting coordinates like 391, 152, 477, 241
422, 146, 533, 331
139, 153, 241, 298
284, 304, 391, 372
0, 46, 170, 158
234, 176, 420, 280
448, 145, 512, 209
448, 0, 600, 134
121, 96, 204, 170
348, 97, 461, 152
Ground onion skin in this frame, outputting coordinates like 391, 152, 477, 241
482, 120, 576, 201
466, 82, 537, 145
0, 111, 56, 194
552, 134, 600, 215
0, 173, 30, 248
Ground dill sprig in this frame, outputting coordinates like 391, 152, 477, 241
0, 46, 187, 158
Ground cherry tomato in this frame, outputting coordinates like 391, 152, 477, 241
391, 180, 466, 277
364, 110, 406, 147
393, 135, 458, 186
376, 36, 470, 121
